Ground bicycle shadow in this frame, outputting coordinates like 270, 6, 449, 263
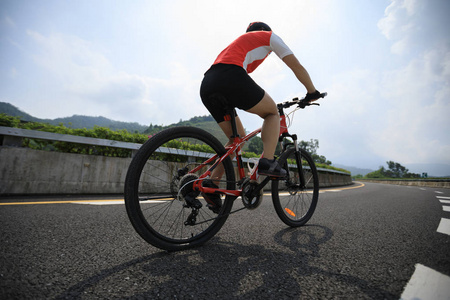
54, 225, 394, 299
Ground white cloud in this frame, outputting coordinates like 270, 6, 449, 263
25, 30, 207, 124
291, 68, 385, 168
370, 45, 450, 165
2, 0, 449, 171
3, 15, 16, 28
377, 0, 422, 41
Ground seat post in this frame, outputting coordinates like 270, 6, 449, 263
226, 108, 239, 139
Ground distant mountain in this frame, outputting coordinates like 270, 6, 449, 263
52, 115, 149, 133
405, 163, 450, 178
0, 102, 147, 133
334, 162, 450, 178
143, 115, 228, 145
333, 164, 374, 176
0, 102, 40, 122
0, 102, 227, 142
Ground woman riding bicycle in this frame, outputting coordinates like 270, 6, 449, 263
200, 22, 322, 211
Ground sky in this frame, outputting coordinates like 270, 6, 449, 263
1, 0, 449, 175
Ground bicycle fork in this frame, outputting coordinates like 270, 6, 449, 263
281, 133, 306, 189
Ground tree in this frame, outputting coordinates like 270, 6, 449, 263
247, 136, 263, 154
298, 139, 319, 156
386, 160, 408, 178
298, 139, 331, 165
365, 161, 420, 178
313, 154, 332, 166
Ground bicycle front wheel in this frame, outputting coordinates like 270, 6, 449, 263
272, 148, 319, 227
124, 126, 236, 251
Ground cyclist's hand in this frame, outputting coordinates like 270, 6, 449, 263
304, 90, 321, 102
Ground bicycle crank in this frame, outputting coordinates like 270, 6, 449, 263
241, 179, 264, 209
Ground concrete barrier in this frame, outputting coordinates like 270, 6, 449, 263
0, 147, 352, 195
359, 179, 450, 189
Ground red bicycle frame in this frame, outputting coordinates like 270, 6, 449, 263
191, 112, 290, 197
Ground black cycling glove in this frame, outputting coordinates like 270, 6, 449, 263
304, 90, 321, 101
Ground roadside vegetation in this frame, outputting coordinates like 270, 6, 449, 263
353, 161, 441, 180
1, 113, 349, 173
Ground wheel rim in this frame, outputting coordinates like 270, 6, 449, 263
277, 149, 318, 223
131, 133, 233, 244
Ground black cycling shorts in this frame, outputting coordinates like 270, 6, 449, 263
200, 64, 265, 123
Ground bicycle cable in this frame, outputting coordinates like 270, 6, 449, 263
286, 106, 300, 128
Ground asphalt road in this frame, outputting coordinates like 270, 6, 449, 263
1, 182, 449, 299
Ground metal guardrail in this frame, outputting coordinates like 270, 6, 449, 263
0, 126, 142, 150
0, 126, 219, 160
0, 126, 350, 175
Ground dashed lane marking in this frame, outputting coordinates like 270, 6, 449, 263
437, 218, 450, 236
436, 195, 450, 236
401, 264, 450, 300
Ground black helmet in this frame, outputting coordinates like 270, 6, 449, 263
246, 22, 272, 32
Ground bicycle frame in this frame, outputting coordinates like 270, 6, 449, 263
191, 104, 305, 198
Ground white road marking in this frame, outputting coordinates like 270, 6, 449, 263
437, 196, 450, 200
439, 200, 450, 204
435, 191, 444, 194
401, 264, 450, 300
443, 206, 450, 212
437, 218, 450, 236
73, 200, 124, 205
72, 200, 171, 205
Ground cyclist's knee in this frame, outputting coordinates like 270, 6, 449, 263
247, 93, 278, 119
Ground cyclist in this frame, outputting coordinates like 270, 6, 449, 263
200, 22, 321, 212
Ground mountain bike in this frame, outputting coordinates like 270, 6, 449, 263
124, 93, 327, 251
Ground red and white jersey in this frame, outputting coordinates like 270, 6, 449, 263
213, 31, 293, 73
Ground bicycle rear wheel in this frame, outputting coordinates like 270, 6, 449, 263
124, 126, 235, 251
271, 148, 319, 227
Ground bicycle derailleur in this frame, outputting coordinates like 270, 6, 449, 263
177, 171, 203, 226
241, 178, 264, 209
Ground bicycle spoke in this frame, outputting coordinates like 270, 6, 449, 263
272, 148, 319, 227
124, 127, 236, 250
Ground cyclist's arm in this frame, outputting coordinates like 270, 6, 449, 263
282, 54, 316, 93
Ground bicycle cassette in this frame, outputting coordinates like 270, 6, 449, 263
178, 173, 200, 199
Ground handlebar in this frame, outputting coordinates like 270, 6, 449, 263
278, 92, 327, 109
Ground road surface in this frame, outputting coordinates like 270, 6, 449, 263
1, 182, 449, 299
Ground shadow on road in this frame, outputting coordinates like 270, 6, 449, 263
55, 225, 394, 299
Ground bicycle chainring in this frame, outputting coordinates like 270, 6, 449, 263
241, 180, 263, 209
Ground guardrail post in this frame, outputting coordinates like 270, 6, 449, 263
1, 135, 23, 147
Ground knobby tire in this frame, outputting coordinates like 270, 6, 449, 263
124, 126, 235, 251
272, 148, 319, 227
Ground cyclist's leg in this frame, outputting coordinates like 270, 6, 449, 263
246, 92, 279, 160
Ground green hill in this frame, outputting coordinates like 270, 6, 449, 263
0, 102, 41, 122
0, 101, 227, 143
0, 102, 146, 133
144, 115, 228, 145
